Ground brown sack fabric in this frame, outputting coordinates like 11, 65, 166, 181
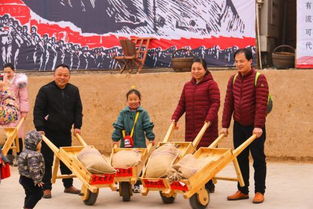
112, 149, 141, 169
145, 143, 179, 178
168, 154, 221, 182
77, 146, 116, 174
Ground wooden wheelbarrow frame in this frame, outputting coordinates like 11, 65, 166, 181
147, 134, 257, 209
110, 141, 154, 201
41, 133, 116, 206
140, 122, 210, 201
1, 117, 25, 161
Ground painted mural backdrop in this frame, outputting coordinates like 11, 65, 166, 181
0, 0, 256, 71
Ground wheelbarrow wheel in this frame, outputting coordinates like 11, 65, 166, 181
84, 189, 99, 205
159, 191, 175, 204
189, 189, 210, 209
119, 182, 132, 201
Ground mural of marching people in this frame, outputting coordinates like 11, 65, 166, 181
0, 0, 256, 71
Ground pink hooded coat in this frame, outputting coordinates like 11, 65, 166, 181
6, 73, 29, 138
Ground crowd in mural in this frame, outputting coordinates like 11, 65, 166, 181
0, 14, 255, 71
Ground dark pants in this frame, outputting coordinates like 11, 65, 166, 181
233, 121, 266, 194
19, 175, 43, 208
41, 129, 73, 190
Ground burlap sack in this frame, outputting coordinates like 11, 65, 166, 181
77, 146, 116, 174
145, 143, 179, 178
112, 149, 141, 169
168, 154, 221, 182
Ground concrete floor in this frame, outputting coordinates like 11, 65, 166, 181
1, 162, 312, 209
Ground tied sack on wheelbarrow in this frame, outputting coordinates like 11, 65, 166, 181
77, 146, 116, 174
167, 154, 220, 182
111, 149, 141, 169
145, 143, 179, 178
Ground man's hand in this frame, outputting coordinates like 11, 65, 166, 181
220, 128, 228, 137
253, 128, 263, 138
74, 128, 81, 135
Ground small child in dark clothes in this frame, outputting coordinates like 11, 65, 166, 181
18, 130, 45, 209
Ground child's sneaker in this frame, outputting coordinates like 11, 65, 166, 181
133, 185, 140, 193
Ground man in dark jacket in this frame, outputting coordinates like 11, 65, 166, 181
221, 48, 269, 204
33, 64, 83, 198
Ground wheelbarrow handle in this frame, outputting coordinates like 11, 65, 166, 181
74, 133, 88, 147
41, 135, 60, 154
113, 143, 118, 149
16, 117, 25, 130
192, 122, 210, 148
146, 141, 154, 153
162, 121, 176, 143
208, 133, 225, 148
233, 134, 257, 157
1, 118, 25, 155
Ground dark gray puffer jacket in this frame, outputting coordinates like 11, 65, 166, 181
18, 131, 45, 184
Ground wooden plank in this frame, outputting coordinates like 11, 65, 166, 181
208, 134, 225, 148
2, 128, 17, 155
51, 157, 60, 183
2, 118, 24, 155
232, 157, 245, 187
213, 176, 239, 181
162, 122, 175, 143
192, 122, 210, 148
74, 133, 88, 147
232, 134, 257, 157
55, 174, 77, 179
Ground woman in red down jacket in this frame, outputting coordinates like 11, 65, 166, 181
171, 58, 220, 192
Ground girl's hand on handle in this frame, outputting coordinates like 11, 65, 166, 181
220, 128, 228, 137
253, 128, 263, 138
112, 142, 118, 148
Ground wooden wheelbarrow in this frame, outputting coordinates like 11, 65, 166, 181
1, 117, 25, 165
140, 121, 210, 203
151, 134, 257, 209
110, 141, 154, 201
41, 133, 116, 206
